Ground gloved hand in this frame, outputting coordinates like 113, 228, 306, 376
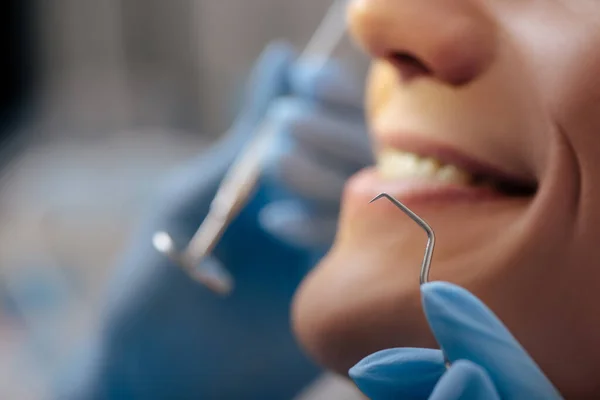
259, 49, 371, 250
56, 41, 370, 400
349, 282, 563, 400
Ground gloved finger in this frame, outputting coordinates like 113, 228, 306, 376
263, 137, 348, 204
421, 282, 563, 400
289, 57, 365, 110
429, 360, 500, 400
275, 148, 348, 204
258, 200, 337, 249
349, 348, 446, 400
267, 97, 372, 168
231, 40, 297, 134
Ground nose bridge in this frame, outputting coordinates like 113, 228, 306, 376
348, 0, 498, 86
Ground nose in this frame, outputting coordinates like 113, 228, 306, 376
347, 0, 498, 86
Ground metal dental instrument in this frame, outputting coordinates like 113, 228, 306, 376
152, 0, 349, 296
369, 193, 435, 285
370, 193, 451, 367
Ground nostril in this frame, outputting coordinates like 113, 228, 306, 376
387, 52, 432, 81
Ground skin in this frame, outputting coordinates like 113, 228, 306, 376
291, 0, 600, 398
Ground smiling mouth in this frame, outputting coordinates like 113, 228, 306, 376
376, 147, 537, 198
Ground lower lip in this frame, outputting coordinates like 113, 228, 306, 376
345, 167, 503, 207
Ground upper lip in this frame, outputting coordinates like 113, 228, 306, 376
376, 135, 537, 191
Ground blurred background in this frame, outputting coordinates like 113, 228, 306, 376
0, 1, 363, 398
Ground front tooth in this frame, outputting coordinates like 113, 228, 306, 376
436, 164, 471, 184
396, 152, 420, 177
378, 150, 419, 179
415, 158, 440, 178
378, 150, 441, 180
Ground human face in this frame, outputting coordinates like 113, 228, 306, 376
292, 1, 600, 397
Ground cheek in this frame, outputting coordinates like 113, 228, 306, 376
546, 39, 600, 231
514, 12, 600, 156
547, 42, 600, 137
508, 10, 600, 248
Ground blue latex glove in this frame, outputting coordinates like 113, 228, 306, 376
349, 282, 563, 400
259, 53, 371, 250
56, 41, 369, 400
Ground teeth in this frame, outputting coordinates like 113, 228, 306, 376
377, 149, 472, 184
437, 164, 471, 184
